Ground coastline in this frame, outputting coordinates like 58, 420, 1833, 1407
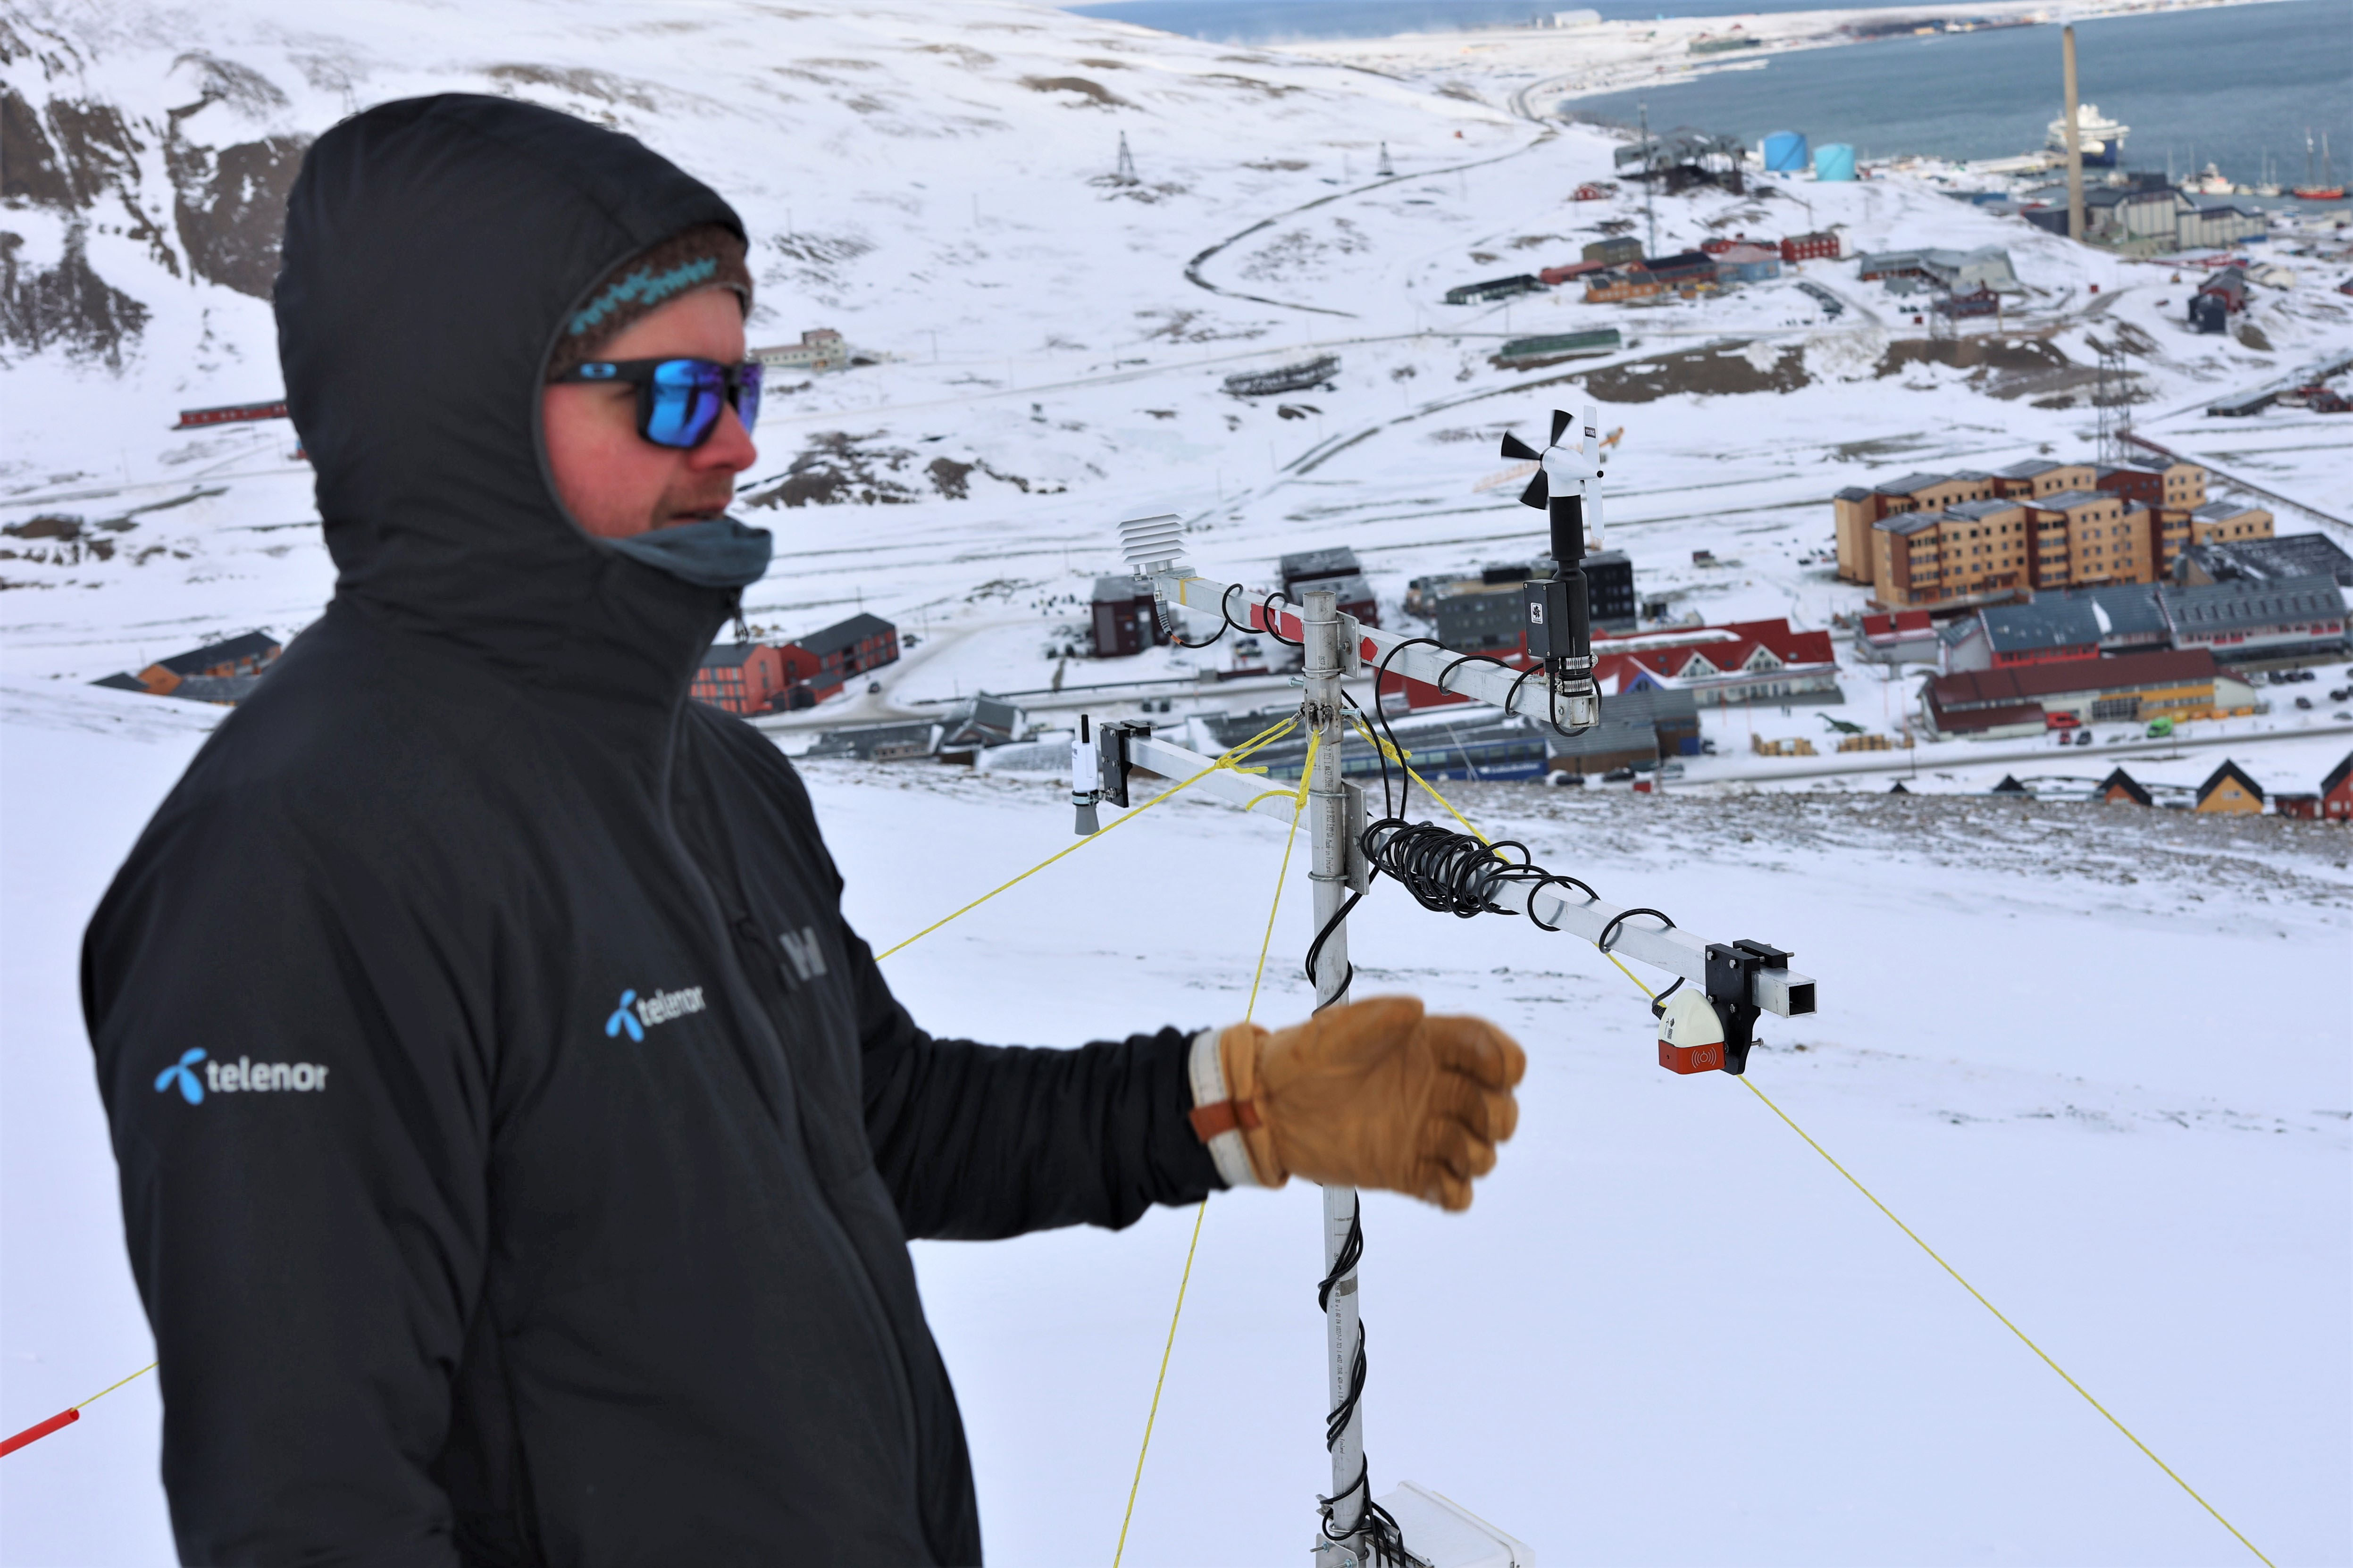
1242, 0, 2308, 118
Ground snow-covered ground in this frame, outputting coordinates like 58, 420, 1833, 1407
3, 0, 2350, 1562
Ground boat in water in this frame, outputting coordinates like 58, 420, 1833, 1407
2292, 130, 2344, 200
2183, 161, 2234, 196
2046, 103, 2128, 166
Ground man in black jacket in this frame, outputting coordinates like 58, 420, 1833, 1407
84, 95, 1522, 1566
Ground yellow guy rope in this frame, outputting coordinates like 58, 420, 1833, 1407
1112, 732, 1320, 1568
75, 1363, 156, 1410
875, 715, 1299, 961
1376, 740, 2273, 1567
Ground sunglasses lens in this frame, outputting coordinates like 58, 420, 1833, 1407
735, 361, 762, 434
645, 360, 726, 449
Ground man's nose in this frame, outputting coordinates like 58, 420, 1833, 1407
694, 402, 757, 474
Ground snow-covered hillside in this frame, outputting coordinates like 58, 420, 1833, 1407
2, 0, 2349, 1563
4, 682, 2349, 1565
5, 0, 2349, 695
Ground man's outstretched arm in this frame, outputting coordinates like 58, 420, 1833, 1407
850, 924, 1223, 1240
850, 925, 1525, 1240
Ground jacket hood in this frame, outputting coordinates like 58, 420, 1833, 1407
276, 94, 764, 719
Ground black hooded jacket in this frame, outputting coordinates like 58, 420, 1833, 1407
82, 95, 1220, 1567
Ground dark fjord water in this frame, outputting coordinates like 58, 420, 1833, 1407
1068, 0, 2353, 200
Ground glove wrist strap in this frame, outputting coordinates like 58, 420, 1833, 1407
1187, 1028, 1263, 1188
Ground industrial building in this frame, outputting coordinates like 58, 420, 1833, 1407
1612, 127, 1748, 194
1581, 235, 1643, 267
1920, 648, 2254, 737
2174, 533, 2353, 589
2159, 575, 2349, 663
1443, 274, 1545, 305
1855, 246, 2022, 295
2025, 180, 2269, 255
1492, 329, 1621, 367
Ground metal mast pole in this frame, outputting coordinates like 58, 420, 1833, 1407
1300, 588, 1368, 1560
2061, 25, 2085, 242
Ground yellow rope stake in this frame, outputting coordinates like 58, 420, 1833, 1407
74, 1361, 156, 1410
1113, 734, 1317, 1568
876, 716, 1298, 960
1392, 767, 2273, 1567
1735, 1075, 2274, 1568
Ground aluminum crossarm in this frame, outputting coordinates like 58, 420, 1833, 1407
1502, 880, 1814, 1019
1124, 734, 1307, 822
1119, 736, 1816, 1019
1150, 570, 1559, 722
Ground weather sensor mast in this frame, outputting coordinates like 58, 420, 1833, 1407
1499, 404, 1608, 733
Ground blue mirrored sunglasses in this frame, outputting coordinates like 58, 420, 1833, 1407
554, 358, 763, 449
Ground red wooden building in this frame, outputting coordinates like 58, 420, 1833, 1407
692, 642, 793, 714
2321, 752, 2353, 822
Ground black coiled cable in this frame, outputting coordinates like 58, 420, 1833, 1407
1314, 1204, 1410, 1563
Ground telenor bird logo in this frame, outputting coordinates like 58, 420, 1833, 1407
154, 1047, 207, 1104
605, 991, 644, 1042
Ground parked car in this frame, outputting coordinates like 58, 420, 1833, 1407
2074, 729, 2093, 745
2146, 716, 2176, 738
2330, 687, 2351, 702
2045, 711, 2081, 731
1602, 767, 1636, 783
2295, 695, 2313, 710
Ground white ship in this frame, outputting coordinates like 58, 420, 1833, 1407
2046, 103, 2129, 167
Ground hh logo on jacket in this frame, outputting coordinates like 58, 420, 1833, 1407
778, 927, 827, 984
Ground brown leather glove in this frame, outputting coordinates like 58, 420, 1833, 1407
1206, 996, 1524, 1211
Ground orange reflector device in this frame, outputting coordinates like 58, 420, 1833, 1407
1656, 988, 1726, 1075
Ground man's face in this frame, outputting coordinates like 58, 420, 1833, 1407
543, 288, 757, 540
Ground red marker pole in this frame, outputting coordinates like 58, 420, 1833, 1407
0, 1407, 80, 1458
1, 1359, 156, 1458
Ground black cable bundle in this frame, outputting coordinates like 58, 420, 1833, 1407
1315, 1204, 1410, 1565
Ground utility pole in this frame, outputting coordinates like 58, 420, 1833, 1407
1640, 100, 1658, 258
1116, 132, 1138, 185
1299, 587, 1369, 1561
2061, 25, 2086, 242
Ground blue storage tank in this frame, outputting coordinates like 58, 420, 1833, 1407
1763, 131, 1809, 173
1814, 142, 1857, 181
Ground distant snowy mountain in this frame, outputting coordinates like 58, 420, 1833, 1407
0, 0, 1498, 390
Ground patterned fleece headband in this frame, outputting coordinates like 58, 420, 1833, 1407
546, 224, 753, 381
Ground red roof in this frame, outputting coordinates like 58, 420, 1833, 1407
1862, 609, 1933, 640
1591, 617, 1834, 688
1929, 648, 2217, 712
1936, 701, 2044, 733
